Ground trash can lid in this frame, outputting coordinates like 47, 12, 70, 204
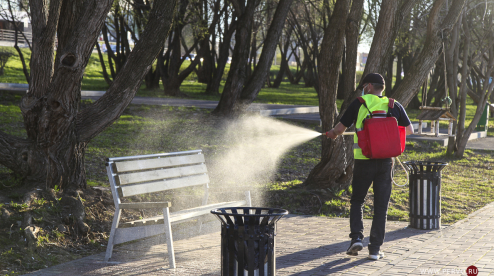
210, 207, 288, 217
211, 207, 288, 226
402, 161, 448, 173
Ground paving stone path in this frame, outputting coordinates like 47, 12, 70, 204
26, 202, 494, 275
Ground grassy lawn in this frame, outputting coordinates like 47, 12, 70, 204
1, 91, 493, 225
0, 48, 493, 227
0, 90, 493, 274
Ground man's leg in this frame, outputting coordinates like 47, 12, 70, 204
349, 159, 375, 253
350, 160, 375, 240
368, 158, 392, 258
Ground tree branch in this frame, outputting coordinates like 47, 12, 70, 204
77, 0, 178, 142
393, 0, 467, 107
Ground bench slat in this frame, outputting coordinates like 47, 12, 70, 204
114, 154, 205, 173
122, 200, 247, 227
119, 202, 171, 209
118, 164, 208, 185
170, 200, 246, 223
118, 174, 210, 197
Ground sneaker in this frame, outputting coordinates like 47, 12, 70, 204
367, 249, 384, 260
346, 238, 363, 256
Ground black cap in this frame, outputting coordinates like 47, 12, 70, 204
361, 73, 384, 85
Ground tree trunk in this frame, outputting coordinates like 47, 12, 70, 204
0, 0, 177, 191
341, 0, 364, 106
238, 0, 294, 108
456, 14, 494, 157
304, 0, 350, 189
304, 64, 315, 88
391, 0, 467, 107
95, 42, 113, 86
395, 53, 403, 88
456, 17, 470, 152
144, 61, 161, 90
195, 0, 221, 85
385, 54, 394, 96
160, 0, 202, 97
446, 13, 461, 155
426, 65, 442, 106
340, 0, 417, 113
205, 13, 236, 95
212, 0, 257, 116
272, 33, 291, 88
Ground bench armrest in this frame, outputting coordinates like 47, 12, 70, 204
119, 202, 171, 209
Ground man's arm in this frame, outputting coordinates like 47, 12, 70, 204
406, 124, 414, 135
323, 123, 348, 139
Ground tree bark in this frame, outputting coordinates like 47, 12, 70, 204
303, 0, 350, 189
446, 13, 462, 154
341, 0, 364, 103
456, 15, 470, 153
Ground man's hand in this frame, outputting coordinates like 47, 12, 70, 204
323, 123, 348, 140
324, 129, 338, 140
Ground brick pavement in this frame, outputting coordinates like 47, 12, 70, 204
25, 202, 494, 276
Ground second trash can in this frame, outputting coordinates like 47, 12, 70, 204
403, 161, 448, 230
211, 207, 288, 276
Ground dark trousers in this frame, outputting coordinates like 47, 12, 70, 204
349, 158, 392, 251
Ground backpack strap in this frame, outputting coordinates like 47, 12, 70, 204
388, 98, 395, 108
358, 97, 372, 118
386, 98, 395, 117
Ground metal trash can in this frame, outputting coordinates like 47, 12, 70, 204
211, 207, 288, 276
403, 161, 448, 230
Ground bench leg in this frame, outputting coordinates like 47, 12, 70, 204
105, 208, 121, 262
162, 207, 175, 268
245, 191, 252, 207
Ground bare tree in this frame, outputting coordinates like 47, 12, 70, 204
392, 0, 467, 106
205, 2, 237, 95
213, 0, 294, 116
454, 1, 494, 157
0, 0, 177, 232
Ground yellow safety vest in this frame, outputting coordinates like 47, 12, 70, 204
354, 94, 391, 160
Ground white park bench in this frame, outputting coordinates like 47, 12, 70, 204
104, 149, 251, 268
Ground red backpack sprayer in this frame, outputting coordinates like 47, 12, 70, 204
323, 97, 409, 187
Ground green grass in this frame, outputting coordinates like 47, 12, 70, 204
1, 91, 494, 237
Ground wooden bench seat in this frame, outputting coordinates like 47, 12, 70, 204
104, 150, 251, 268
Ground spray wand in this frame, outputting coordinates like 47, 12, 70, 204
322, 131, 355, 136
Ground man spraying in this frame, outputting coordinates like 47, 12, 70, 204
324, 73, 414, 260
